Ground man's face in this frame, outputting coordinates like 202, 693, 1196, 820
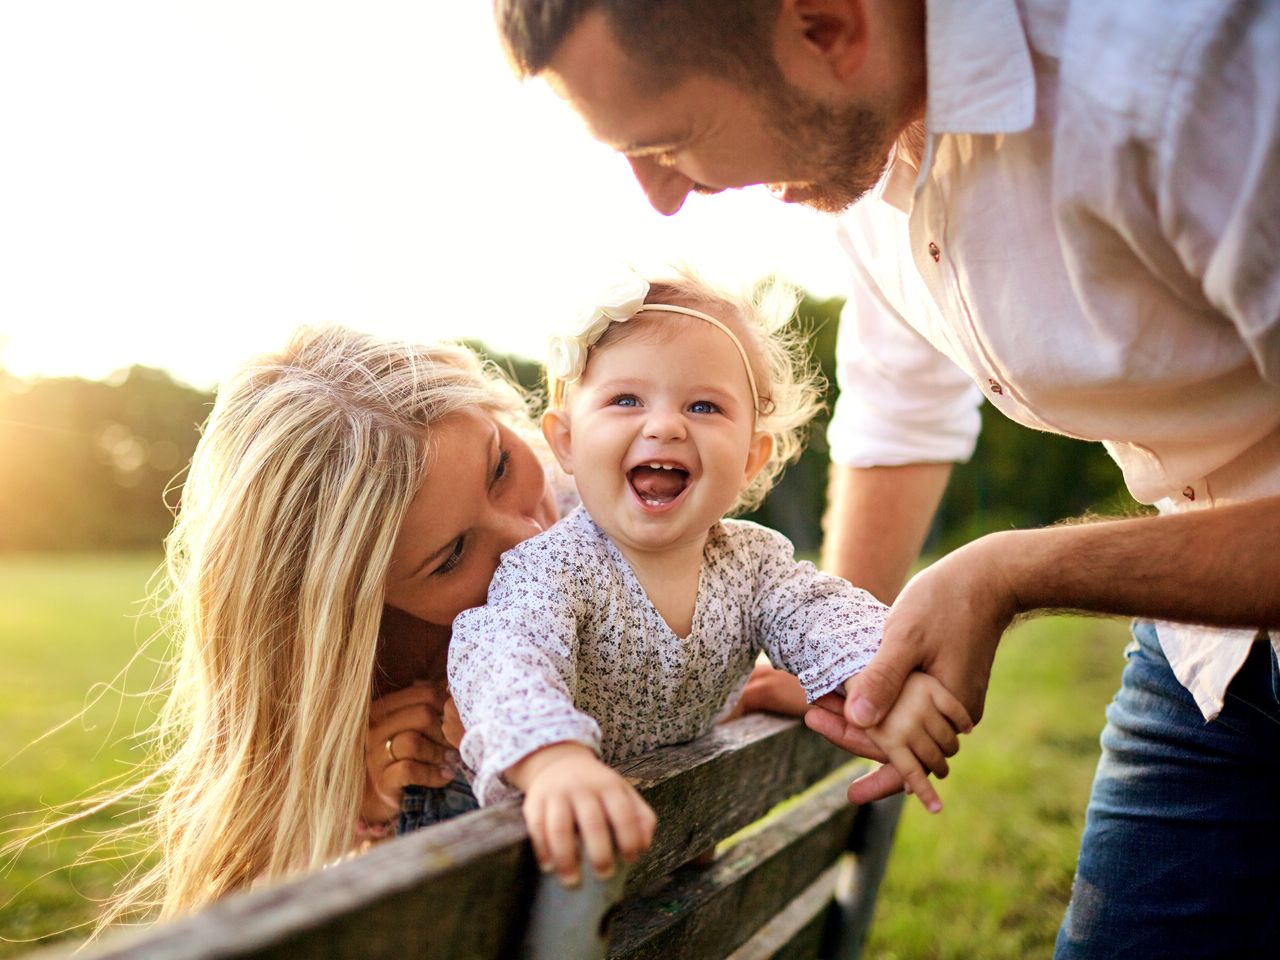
543, 9, 894, 216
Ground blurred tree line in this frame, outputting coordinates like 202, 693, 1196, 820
0, 296, 1135, 554
0, 365, 212, 551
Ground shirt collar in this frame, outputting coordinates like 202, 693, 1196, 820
876, 0, 1036, 212
925, 0, 1037, 136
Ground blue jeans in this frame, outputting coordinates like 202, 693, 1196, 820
1055, 621, 1280, 959
397, 778, 478, 834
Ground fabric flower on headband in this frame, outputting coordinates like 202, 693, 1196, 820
548, 273, 651, 384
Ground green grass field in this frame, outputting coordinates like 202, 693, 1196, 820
0, 553, 166, 955
0, 553, 1131, 958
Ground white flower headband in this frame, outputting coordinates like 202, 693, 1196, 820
548, 273, 761, 416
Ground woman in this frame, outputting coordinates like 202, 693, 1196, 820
107, 324, 803, 926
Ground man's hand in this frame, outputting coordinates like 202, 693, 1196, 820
509, 743, 657, 889
804, 693, 906, 803
845, 533, 1019, 730
806, 532, 1017, 805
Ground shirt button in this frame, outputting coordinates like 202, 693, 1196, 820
1182, 485, 1196, 501
927, 241, 940, 262
987, 378, 1004, 395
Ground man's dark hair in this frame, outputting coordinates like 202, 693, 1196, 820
494, 0, 782, 89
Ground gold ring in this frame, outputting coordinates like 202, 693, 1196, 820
385, 737, 399, 763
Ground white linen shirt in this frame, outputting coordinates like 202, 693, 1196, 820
827, 0, 1280, 719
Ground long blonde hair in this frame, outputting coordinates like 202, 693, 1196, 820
102, 326, 530, 923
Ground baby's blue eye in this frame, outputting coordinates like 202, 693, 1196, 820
689, 400, 719, 414
611, 395, 640, 408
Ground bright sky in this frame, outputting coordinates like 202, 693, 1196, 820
0, 2, 851, 389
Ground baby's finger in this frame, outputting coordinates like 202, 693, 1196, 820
899, 726, 949, 779
524, 794, 551, 872
890, 747, 941, 813
929, 682, 975, 734
572, 795, 617, 880
922, 710, 961, 758
543, 798, 582, 888
601, 787, 655, 863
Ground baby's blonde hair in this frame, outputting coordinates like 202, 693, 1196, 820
551, 266, 824, 514
52, 326, 533, 929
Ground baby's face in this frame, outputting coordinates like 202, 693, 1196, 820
543, 313, 770, 560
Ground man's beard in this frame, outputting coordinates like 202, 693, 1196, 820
759, 77, 895, 214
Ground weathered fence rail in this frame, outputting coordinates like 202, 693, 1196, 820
38, 714, 902, 960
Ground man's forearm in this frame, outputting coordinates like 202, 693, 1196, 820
997, 495, 1280, 627
821, 462, 953, 603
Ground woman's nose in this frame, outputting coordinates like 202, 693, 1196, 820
627, 157, 695, 217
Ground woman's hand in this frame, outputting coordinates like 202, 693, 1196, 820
509, 743, 656, 889
727, 663, 811, 719
362, 681, 460, 827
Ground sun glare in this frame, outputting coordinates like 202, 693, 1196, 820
0, 3, 847, 389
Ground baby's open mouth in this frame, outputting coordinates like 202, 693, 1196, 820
628, 463, 690, 506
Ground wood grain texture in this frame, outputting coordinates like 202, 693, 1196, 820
722, 863, 840, 960
605, 771, 861, 960
44, 716, 871, 960
35, 807, 538, 960
616, 715, 865, 893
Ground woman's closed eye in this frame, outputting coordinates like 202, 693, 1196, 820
433, 536, 465, 577
433, 448, 509, 578
492, 449, 510, 484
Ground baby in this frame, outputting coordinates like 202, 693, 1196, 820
448, 269, 970, 887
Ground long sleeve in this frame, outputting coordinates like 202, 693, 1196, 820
1151, 0, 1280, 385
745, 523, 889, 701
448, 543, 602, 807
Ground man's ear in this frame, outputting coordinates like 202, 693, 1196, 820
774, 0, 868, 87
541, 408, 575, 475
742, 432, 774, 488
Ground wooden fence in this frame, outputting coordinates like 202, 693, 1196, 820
39, 714, 902, 960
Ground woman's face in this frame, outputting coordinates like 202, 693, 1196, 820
385, 409, 557, 626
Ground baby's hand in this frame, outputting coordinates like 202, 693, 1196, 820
507, 743, 657, 888
863, 672, 972, 813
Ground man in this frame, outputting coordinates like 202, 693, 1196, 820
492, 1, 1280, 956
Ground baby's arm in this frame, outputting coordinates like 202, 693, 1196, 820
507, 743, 656, 889
863, 671, 972, 812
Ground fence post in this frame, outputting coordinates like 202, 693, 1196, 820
827, 793, 905, 960
519, 856, 631, 960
